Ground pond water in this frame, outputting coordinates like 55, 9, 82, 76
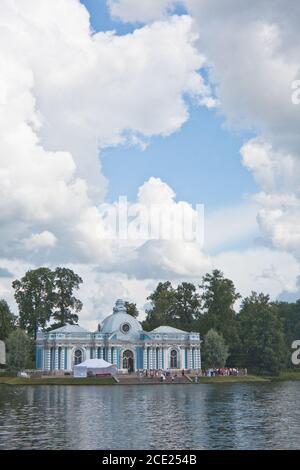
0, 382, 299, 449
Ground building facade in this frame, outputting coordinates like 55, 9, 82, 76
0, 340, 5, 366
36, 299, 201, 373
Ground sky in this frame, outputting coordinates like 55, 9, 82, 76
1, 0, 300, 328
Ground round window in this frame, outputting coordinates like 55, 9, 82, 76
121, 322, 131, 334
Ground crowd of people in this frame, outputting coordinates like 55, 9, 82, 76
136, 367, 248, 382
201, 368, 247, 377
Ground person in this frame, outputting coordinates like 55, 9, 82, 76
171, 375, 174, 383
182, 369, 185, 376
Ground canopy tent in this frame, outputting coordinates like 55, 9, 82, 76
74, 358, 117, 378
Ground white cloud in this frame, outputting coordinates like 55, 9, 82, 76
1, 0, 300, 325
0, 1, 213, 264
214, 247, 300, 301
22, 231, 57, 250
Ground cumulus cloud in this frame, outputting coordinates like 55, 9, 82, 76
1, 0, 300, 326
0, 0, 212, 263
241, 139, 300, 257
22, 231, 58, 250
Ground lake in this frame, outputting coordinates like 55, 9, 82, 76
0, 382, 299, 449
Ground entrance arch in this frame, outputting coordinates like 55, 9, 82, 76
170, 349, 178, 369
122, 350, 134, 372
74, 349, 83, 365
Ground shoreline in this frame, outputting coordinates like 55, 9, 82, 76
1, 371, 299, 386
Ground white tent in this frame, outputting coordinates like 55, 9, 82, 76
74, 358, 117, 378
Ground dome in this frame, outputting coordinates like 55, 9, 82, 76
101, 299, 142, 334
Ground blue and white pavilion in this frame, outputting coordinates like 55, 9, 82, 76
36, 299, 201, 373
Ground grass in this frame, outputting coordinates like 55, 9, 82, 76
1, 370, 299, 386
195, 375, 270, 384
271, 370, 300, 381
0, 376, 116, 386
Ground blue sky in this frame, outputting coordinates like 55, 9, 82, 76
81, 0, 257, 210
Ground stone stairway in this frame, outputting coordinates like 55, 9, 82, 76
116, 374, 192, 385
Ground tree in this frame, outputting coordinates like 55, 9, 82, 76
12, 268, 55, 339
125, 302, 139, 318
0, 299, 16, 340
6, 329, 32, 370
142, 282, 176, 330
202, 329, 229, 369
276, 299, 300, 368
198, 270, 240, 364
237, 292, 286, 375
173, 282, 201, 330
51, 267, 83, 328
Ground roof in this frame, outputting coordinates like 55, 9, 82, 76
151, 325, 187, 334
101, 312, 142, 334
100, 299, 142, 334
49, 324, 89, 333
74, 358, 114, 368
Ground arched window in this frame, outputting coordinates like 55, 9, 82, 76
111, 347, 115, 364
50, 347, 55, 370
122, 350, 134, 372
58, 347, 62, 370
170, 349, 178, 369
74, 349, 82, 365
97, 347, 101, 359
156, 347, 160, 370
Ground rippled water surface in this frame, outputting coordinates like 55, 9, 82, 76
0, 382, 299, 449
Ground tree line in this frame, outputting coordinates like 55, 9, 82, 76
1, 267, 300, 375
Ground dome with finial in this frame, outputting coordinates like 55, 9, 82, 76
100, 299, 142, 335
113, 299, 127, 314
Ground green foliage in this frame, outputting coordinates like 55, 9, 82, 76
142, 282, 176, 330
237, 292, 286, 375
12, 268, 55, 339
143, 281, 201, 331
125, 302, 139, 318
202, 329, 229, 369
51, 267, 83, 328
6, 329, 33, 370
12, 267, 83, 338
276, 300, 300, 368
0, 299, 16, 340
173, 282, 201, 330
197, 270, 240, 364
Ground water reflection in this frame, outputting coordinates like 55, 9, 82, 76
0, 382, 299, 449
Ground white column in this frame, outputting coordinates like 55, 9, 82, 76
143, 347, 147, 369
189, 348, 193, 369
158, 347, 162, 369
54, 348, 59, 370
164, 348, 169, 369
45, 348, 51, 371
149, 347, 153, 369
108, 347, 112, 363
152, 347, 156, 369
112, 349, 117, 365
197, 348, 201, 370
180, 348, 185, 369
61, 348, 65, 370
